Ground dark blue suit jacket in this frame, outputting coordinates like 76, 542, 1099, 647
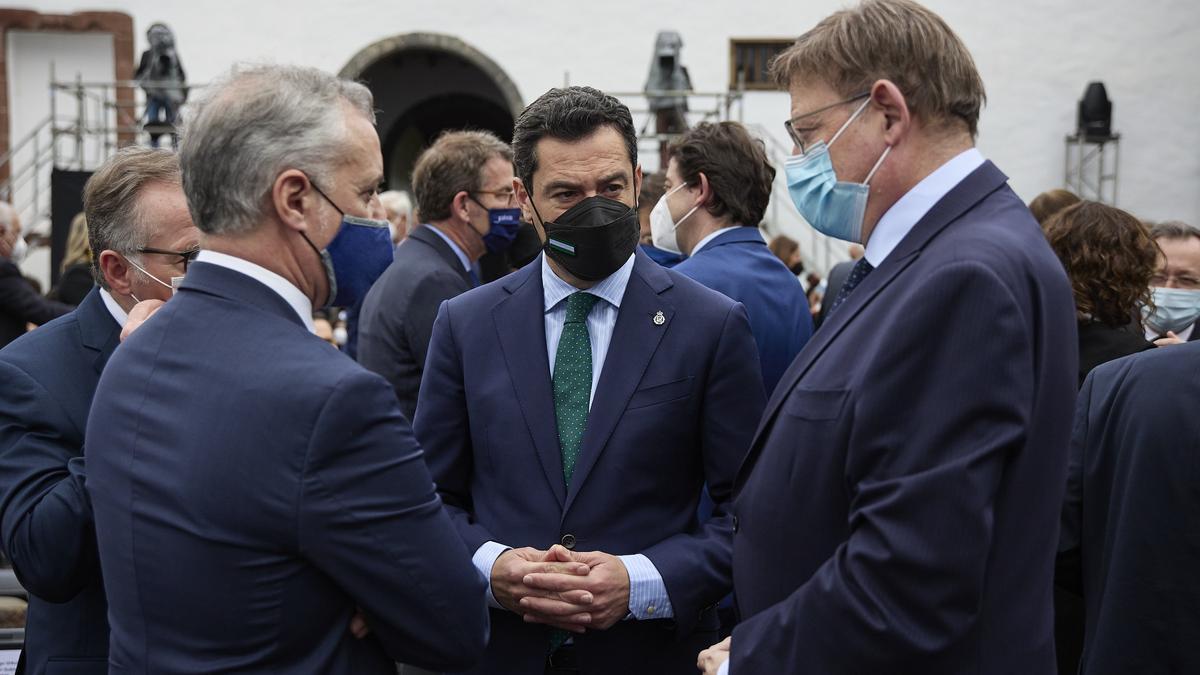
0, 288, 117, 675
1059, 341, 1200, 674
730, 161, 1078, 673
85, 261, 488, 674
673, 227, 812, 394
415, 250, 765, 675
358, 225, 475, 420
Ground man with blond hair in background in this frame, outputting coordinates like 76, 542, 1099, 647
699, 1, 1077, 673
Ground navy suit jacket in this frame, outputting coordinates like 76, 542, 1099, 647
358, 225, 475, 420
674, 227, 813, 394
415, 250, 765, 675
85, 261, 488, 674
730, 161, 1078, 673
1059, 342, 1200, 674
0, 288, 117, 675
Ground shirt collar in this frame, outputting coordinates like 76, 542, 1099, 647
424, 224, 472, 272
541, 252, 636, 313
194, 250, 315, 333
99, 288, 129, 328
864, 147, 985, 267
691, 225, 745, 256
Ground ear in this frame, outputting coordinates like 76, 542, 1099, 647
452, 191, 472, 222
271, 169, 318, 233
694, 171, 714, 208
515, 177, 537, 225
871, 79, 910, 147
98, 250, 134, 296
633, 164, 644, 207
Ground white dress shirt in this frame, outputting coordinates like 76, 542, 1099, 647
195, 250, 315, 333
720, 147, 988, 675
99, 289, 129, 328
472, 252, 675, 622
690, 225, 744, 257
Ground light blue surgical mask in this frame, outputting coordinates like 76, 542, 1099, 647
1143, 286, 1200, 334
784, 98, 890, 243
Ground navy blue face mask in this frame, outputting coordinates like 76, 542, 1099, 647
469, 195, 522, 254
302, 183, 393, 309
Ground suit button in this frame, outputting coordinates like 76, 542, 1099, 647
732, 516, 739, 533
561, 534, 577, 550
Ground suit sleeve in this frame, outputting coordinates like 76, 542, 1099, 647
1056, 368, 1097, 596
731, 261, 1046, 671
413, 301, 500, 554
0, 261, 72, 327
642, 302, 765, 633
405, 271, 469, 379
0, 360, 97, 602
298, 368, 488, 672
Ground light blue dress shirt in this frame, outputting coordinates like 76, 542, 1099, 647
472, 252, 675, 622
424, 224, 472, 273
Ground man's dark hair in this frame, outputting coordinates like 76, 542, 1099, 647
668, 121, 776, 227
512, 86, 638, 190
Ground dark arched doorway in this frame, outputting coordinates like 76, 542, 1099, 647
340, 34, 523, 193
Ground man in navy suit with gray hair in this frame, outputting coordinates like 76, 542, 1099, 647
698, 1, 1078, 673
85, 63, 488, 674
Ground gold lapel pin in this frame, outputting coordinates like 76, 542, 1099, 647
653, 311, 666, 326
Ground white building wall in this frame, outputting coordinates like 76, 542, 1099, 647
23, 0, 1200, 268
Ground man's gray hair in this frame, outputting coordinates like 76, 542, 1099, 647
1149, 220, 1200, 243
178, 63, 375, 235
82, 146, 181, 290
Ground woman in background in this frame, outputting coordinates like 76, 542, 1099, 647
49, 212, 95, 306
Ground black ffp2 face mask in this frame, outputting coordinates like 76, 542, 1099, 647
532, 195, 640, 281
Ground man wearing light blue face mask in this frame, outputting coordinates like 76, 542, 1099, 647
1144, 220, 1200, 345
700, 2, 1079, 674
358, 129, 517, 421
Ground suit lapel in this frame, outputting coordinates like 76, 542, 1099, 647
411, 225, 474, 287
564, 253, 674, 515
735, 160, 1011, 487
492, 262, 568, 508
75, 288, 122, 374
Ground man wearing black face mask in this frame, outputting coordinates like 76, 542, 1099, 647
358, 130, 517, 421
414, 86, 765, 675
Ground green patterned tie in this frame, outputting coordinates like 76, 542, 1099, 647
549, 292, 599, 655
553, 292, 600, 486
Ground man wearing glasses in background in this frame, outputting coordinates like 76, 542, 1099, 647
359, 130, 519, 420
1145, 221, 1200, 345
0, 146, 199, 675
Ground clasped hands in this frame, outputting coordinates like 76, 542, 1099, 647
491, 544, 630, 633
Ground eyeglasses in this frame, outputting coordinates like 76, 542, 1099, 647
784, 92, 870, 155
1151, 271, 1200, 289
472, 188, 517, 206
136, 246, 200, 271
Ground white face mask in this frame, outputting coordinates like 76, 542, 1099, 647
1144, 286, 1200, 334
8, 236, 28, 264
649, 183, 700, 254
127, 257, 184, 296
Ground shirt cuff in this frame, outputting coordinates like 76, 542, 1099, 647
472, 540, 511, 610
618, 553, 674, 620
719, 660, 730, 675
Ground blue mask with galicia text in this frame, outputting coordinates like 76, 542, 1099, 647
784, 98, 889, 244
482, 208, 522, 253
305, 183, 394, 309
